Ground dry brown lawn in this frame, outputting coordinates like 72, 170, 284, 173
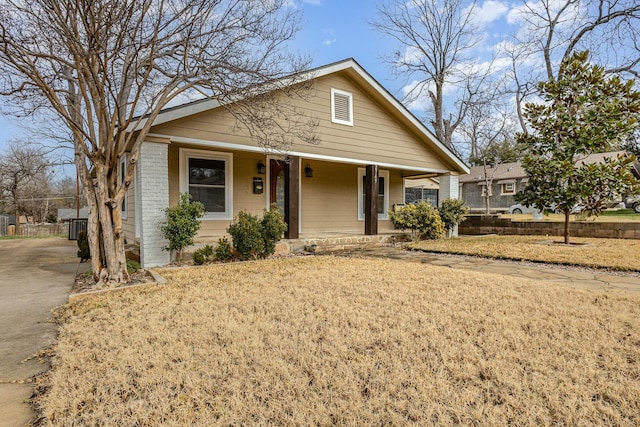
409, 235, 640, 271
39, 257, 640, 426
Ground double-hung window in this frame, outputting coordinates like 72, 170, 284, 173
180, 149, 233, 220
501, 182, 515, 195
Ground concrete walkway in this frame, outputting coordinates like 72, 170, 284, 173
0, 238, 81, 427
334, 245, 640, 295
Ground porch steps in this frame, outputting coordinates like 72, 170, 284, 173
277, 233, 410, 255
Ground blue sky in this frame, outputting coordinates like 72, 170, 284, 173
1, 0, 634, 170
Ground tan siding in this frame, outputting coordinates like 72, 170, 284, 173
168, 145, 268, 242
300, 160, 402, 234
151, 73, 454, 172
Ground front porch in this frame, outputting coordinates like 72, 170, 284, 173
278, 231, 412, 254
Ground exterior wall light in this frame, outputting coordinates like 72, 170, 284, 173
304, 164, 314, 178
257, 161, 266, 174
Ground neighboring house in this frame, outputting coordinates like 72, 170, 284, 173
460, 151, 639, 212
122, 59, 469, 267
459, 162, 526, 213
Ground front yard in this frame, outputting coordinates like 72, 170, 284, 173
409, 235, 640, 271
38, 256, 640, 425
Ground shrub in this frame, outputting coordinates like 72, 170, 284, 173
227, 205, 287, 260
193, 245, 214, 265
215, 237, 233, 262
77, 231, 91, 261
228, 211, 264, 260
439, 198, 469, 237
260, 204, 287, 257
160, 193, 205, 262
389, 201, 444, 240
126, 259, 141, 274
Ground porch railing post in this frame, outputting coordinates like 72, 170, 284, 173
364, 164, 378, 235
286, 156, 300, 239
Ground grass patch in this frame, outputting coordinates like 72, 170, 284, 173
0, 234, 67, 240
409, 235, 640, 271
39, 257, 640, 425
600, 209, 640, 220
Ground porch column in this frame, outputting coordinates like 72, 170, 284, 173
439, 173, 460, 237
364, 164, 379, 235
138, 139, 170, 267
285, 156, 300, 239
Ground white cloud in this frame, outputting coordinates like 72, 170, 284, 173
322, 28, 336, 46
467, 0, 509, 27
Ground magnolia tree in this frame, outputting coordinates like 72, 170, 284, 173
515, 51, 640, 244
0, 0, 317, 283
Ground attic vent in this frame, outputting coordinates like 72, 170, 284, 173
331, 88, 353, 126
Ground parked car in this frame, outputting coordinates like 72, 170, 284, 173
509, 203, 540, 214
508, 203, 582, 214
624, 197, 640, 213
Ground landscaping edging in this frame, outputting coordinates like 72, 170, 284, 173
460, 215, 640, 239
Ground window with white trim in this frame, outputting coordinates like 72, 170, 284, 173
119, 155, 128, 219
180, 148, 233, 220
501, 182, 515, 195
331, 88, 353, 126
357, 168, 389, 220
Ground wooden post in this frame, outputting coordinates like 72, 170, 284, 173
286, 156, 300, 239
364, 164, 378, 235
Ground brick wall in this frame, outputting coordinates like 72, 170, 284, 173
138, 141, 170, 267
460, 215, 640, 239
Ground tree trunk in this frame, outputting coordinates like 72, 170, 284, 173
563, 209, 570, 244
75, 150, 129, 284
93, 164, 128, 284
484, 196, 491, 215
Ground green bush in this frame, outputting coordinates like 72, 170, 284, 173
160, 193, 205, 262
193, 244, 213, 265
228, 211, 264, 260
227, 205, 287, 260
260, 204, 287, 257
77, 231, 91, 261
126, 259, 141, 273
215, 237, 232, 262
439, 198, 469, 236
389, 201, 444, 240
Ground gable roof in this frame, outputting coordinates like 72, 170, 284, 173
134, 58, 469, 175
460, 151, 638, 183
459, 161, 526, 183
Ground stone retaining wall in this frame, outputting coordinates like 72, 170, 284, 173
460, 215, 640, 239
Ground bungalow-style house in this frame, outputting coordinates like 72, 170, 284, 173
122, 59, 469, 267
460, 151, 639, 212
459, 162, 527, 213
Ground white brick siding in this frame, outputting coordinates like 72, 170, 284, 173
138, 141, 170, 267
439, 173, 460, 237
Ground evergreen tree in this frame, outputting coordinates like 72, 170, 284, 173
516, 51, 640, 244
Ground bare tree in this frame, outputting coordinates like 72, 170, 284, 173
0, 141, 52, 231
0, 0, 316, 283
508, 0, 640, 130
372, 0, 492, 154
458, 96, 519, 214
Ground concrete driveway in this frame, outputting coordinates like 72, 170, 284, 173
0, 237, 81, 427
